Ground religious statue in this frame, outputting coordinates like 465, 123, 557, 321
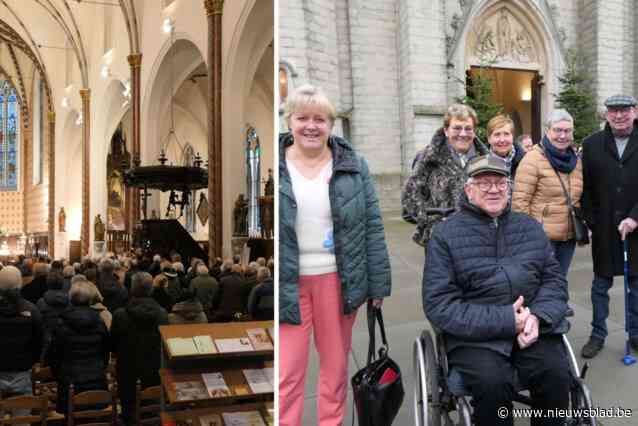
245, 126, 261, 237
264, 168, 274, 196
261, 203, 273, 240
233, 194, 248, 236
496, 9, 511, 58
58, 207, 66, 232
94, 214, 106, 242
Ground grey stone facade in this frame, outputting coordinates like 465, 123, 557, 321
280, 0, 636, 211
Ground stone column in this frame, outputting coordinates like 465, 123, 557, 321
47, 110, 55, 258
205, 0, 223, 260
80, 89, 91, 256
128, 53, 142, 231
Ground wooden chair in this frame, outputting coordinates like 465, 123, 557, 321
31, 365, 57, 399
0, 394, 48, 425
134, 381, 161, 426
66, 384, 117, 426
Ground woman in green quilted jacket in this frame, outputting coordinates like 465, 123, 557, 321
278, 84, 392, 426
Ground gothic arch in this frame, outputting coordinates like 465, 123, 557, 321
450, 0, 565, 123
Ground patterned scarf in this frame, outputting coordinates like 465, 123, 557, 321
541, 135, 577, 173
490, 145, 517, 173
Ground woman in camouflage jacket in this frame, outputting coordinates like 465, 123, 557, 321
401, 104, 489, 247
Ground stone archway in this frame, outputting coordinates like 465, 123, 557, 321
451, 0, 563, 137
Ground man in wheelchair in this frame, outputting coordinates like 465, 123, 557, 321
423, 155, 571, 426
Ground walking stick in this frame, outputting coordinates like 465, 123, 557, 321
622, 238, 637, 366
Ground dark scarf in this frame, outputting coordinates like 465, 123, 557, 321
541, 135, 577, 173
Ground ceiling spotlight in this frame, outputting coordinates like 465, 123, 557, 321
163, 18, 173, 34
101, 64, 111, 79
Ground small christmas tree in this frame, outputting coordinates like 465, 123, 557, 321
457, 67, 503, 146
554, 50, 601, 147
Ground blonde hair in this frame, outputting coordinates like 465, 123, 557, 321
283, 84, 336, 127
486, 114, 514, 138
443, 104, 478, 129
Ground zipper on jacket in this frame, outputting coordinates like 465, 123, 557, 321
328, 168, 350, 311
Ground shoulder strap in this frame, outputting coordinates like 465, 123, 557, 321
540, 145, 575, 209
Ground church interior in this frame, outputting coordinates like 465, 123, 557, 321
0, 0, 274, 263
0, 1, 274, 423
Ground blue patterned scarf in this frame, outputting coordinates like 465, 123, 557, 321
541, 136, 577, 173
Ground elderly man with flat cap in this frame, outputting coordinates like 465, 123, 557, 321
581, 94, 638, 358
423, 155, 570, 426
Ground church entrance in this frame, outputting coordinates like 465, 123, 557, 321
468, 66, 543, 143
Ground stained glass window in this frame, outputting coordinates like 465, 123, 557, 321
0, 80, 20, 191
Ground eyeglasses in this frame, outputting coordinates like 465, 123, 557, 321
607, 107, 633, 115
449, 126, 475, 135
550, 127, 573, 135
471, 180, 509, 192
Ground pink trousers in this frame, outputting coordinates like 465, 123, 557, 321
279, 272, 358, 426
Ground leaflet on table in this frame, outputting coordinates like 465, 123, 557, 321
173, 381, 208, 401
198, 413, 223, 426
167, 335, 218, 356
193, 335, 217, 354
221, 411, 266, 426
214, 337, 254, 353
201, 372, 232, 398
242, 369, 273, 394
245, 328, 274, 350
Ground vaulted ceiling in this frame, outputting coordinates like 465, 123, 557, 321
0, 0, 139, 119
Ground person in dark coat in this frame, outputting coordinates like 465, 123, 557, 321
97, 259, 128, 314
20, 262, 49, 304
151, 274, 174, 312
36, 272, 69, 361
168, 288, 208, 324
0, 266, 43, 399
190, 264, 220, 316
47, 279, 109, 414
247, 267, 274, 320
111, 272, 168, 426
240, 263, 259, 308
581, 94, 638, 358
424, 155, 570, 426
209, 264, 243, 322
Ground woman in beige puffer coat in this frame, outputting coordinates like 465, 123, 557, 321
513, 109, 583, 278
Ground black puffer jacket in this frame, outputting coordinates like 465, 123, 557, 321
423, 194, 569, 357
0, 293, 43, 371
37, 290, 69, 355
111, 297, 168, 400
48, 305, 109, 412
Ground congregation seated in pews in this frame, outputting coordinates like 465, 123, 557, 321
0, 249, 274, 425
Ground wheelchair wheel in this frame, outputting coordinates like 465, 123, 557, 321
413, 330, 441, 426
569, 378, 596, 426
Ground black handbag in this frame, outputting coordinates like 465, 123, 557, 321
351, 302, 404, 426
551, 165, 590, 245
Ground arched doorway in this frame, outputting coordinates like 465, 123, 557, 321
460, 1, 561, 143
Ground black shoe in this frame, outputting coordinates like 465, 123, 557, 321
581, 337, 604, 358
630, 337, 638, 352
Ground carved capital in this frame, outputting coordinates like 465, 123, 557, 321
47, 110, 55, 121
127, 53, 142, 68
79, 88, 91, 101
204, 0, 224, 16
